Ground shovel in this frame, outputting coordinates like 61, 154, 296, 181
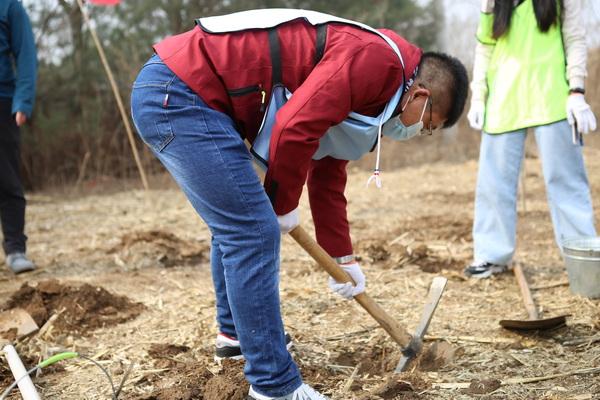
499, 262, 568, 330
0, 308, 39, 347
289, 225, 447, 371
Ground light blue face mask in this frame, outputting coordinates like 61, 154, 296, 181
381, 94, 428, 141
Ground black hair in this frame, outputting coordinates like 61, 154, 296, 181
416, 51, 469, 129
492, 0, 563, 39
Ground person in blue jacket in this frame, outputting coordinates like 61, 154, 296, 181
0, 0, 38, 274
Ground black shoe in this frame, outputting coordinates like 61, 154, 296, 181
464, 260, 507, 278
215, 332, 293, 360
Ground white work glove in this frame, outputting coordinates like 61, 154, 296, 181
566, 93, 597, 135
329, 262, 366, 300
277, 207, 298, 235
467, 100, 486, 130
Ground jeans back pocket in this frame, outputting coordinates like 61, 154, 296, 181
131, 66, 176, 152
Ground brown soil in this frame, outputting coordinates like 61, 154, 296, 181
1, 138, 599, 399
4, 279, 146, 334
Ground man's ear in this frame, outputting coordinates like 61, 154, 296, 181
412, 85, 431, 100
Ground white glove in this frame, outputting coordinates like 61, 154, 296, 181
277, 207, 298, 235
467, 100, 486, 130
566, 93, 597, 135
329, 262, 366, 300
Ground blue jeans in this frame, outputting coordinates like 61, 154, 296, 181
473, 120, 597, 266
130, 54, 301, 397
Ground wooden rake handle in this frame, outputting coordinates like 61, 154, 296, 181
289, 225, 413, 348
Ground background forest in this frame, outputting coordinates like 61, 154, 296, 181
19, 0, 600, 191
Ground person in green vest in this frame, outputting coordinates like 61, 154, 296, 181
465, 0, 597, 278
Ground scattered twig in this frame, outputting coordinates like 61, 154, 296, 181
435, 366, 600, 390
502, 366, 600, 384
166, 278, 185, 290
424, 334, 516, 344
507, 353, 529, 366
325, 364, 355, 376
343, 363, 361, 392
323, 328, 374, 341
115, 358, 136, 399
433, 382, 470, 390
583, 297, 600, 311
388, 232, 410, 245
567, 317, 600, 330
37, 307, 66, 339
529, 280, 569, 290
159, 356, 191, 365
440, 272, 468, 281
560, 335, 600, 346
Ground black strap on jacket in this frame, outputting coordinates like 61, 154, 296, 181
267, 23, 329, 87
315, 24, 328, 65
265, 24, 328, 206
267, 28, 283, 86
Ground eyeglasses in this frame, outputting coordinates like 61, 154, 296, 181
418, 84, 433, 136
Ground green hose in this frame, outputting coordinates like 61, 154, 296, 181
1, 352, 117, 400
39, 352, 79, 368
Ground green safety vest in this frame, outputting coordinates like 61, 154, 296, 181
477, 0, 569, 133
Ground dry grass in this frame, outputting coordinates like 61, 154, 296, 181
1, 141, 599, 399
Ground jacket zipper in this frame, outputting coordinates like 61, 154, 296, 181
227, 84, 267, 112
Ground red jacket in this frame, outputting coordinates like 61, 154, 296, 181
154, 19, 422, 257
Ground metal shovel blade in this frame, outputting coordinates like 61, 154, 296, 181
395, 276, 447, 372
499, 262, 568, 331
499, 315, 567, 330
0, 308, 39, 346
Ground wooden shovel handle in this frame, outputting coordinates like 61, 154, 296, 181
289, 225, 413, 348
513, 262, 539, 320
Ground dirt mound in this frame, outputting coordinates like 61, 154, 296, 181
354, 237, 464, 273
110, 230, 209, 268
127, 350, 247, 400
3, 279, 146, 334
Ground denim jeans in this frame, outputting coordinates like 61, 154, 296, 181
131, 54, 301, 397
473, 120, 597, 265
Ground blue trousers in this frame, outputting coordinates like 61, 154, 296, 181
130, 55, 301, 397
473, 120, 597, 266
0, 101, 28, 256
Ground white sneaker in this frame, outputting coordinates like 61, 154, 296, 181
6, 253, 35, 274
248, 383, 330, 400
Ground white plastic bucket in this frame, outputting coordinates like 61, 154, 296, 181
562, 237, 600, 299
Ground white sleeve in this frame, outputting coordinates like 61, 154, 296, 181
562, 0, 587, 89
470, 41, 494, 103
470, 0, 495, 103
481, 0, 494, 14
